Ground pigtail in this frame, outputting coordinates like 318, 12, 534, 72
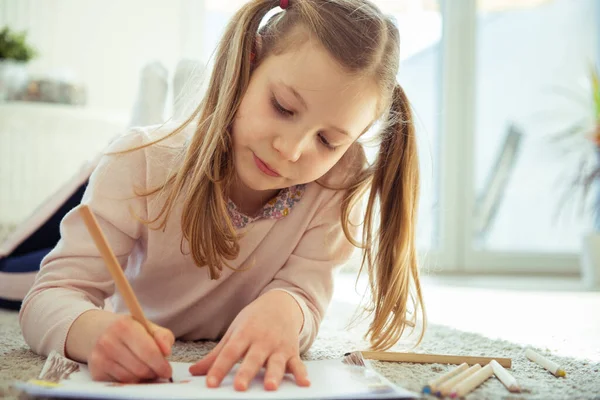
359, 84, 426, 351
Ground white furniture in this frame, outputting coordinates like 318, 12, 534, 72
0, 101, 128, 240
0, 59, 205, 243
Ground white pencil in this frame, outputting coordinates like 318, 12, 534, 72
525, 349, 566, 377
422, 363, 469, 395
490, 359, 521, 393
436, 364, 481, 397
450, 364, 494, 398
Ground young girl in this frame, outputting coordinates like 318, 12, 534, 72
18, 0, 426, 391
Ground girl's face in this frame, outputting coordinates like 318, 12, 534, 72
231, 41, 379, 196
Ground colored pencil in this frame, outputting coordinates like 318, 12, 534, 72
437, 364, 481, 397
79, 205, 173, 382
490, 359, 521, 392
357, 351, 511, 368
422, 363, 469, 394
525, 349, 566, 378
450, 363, 494, 398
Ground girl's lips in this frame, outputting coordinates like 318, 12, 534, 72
253, 153, 281, 177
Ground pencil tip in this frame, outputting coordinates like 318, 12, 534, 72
169, 377, 174, 383
343, 352, 350, 356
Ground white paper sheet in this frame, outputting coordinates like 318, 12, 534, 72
15, 358, 417, 399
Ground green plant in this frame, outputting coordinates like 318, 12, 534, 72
0, 26, 37, 62
550, 65, 600, 227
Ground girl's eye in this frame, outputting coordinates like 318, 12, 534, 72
271, 96, 294, 117
271, 94, 337, 151
318, 132, 337, 151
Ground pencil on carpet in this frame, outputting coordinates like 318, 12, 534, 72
436, 364, 481, 397
449, 363, 494, 398
525, 348, 566, 378
79, 205, 173, 383
353, 351, 512, 368
490, 359, 521, 393
422, 363, 469, 395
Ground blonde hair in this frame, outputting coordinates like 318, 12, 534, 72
122, 0, 425, 352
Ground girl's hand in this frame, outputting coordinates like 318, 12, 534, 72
88, 315, 174, 383
189, 290, 310, 391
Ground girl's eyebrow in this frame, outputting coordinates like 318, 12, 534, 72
327, 125, 350, 137
280, 82, 351, 138
281, 83, 308, 110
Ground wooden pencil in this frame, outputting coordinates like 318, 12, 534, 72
490, 359, 521, 393
422, 362, 468, 395
449, 363, 494, 398
358, 351, 512, 368
79, 205, 173, 382
436, 364, 481, 397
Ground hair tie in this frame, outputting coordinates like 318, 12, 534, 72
280, 0, 289, 9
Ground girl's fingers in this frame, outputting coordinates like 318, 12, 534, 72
150, 323, 175, 357
264, 353, 288, 391
97, 333, 156, 381
233, 346, 270, 391
105, 360, 139, 383
118, 319, 172, 379
287, 356, 310, 387
89, 351, 138, 383
206, 338, 250, 388
189, 331, 232, 376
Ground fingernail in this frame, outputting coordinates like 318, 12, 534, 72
207, 376, 218, 387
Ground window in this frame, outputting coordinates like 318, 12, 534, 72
473, 0, 598, 253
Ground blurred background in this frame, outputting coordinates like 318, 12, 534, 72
0, 0, 599, 354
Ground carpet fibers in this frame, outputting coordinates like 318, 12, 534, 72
1, 301, 599, 399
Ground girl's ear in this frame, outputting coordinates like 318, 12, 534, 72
251, 34, 262, 64
256, 34, 263, 54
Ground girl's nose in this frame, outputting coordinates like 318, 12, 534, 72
272, 134, 305, 163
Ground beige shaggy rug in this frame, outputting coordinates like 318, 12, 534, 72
1, 300, 599, 400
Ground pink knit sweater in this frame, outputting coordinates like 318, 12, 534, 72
19, 124, 362, 358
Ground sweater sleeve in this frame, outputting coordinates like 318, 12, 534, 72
19, 130, 149, 357
259, 189, 360, 354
